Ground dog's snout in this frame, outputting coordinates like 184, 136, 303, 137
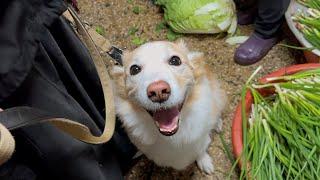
147, 81, 171, 103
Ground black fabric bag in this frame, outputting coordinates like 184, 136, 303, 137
0, 0, 136, 179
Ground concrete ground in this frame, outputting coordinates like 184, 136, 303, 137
78, 0, 298, 179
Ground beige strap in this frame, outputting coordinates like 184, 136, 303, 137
40, 7, 116, 144
62, 10, 111, 52
61, 6, 116, 144
47, 6, 116, 144
87, 28, 112, 52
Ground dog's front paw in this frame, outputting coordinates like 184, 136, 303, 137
214, 118, 223, 133
196, 152, 214, 174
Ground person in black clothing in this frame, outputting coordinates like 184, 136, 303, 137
233, 0, 290, 65
0, 0, 136, 179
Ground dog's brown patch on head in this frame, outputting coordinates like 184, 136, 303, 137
171, 41, 190, 65
174, 39, 189, 53
118, 50, 140, 98
173, 45, 223, 114
175, 41, 206, 86
109, 65, 127, 98
109, 50, 139, 99
191, 55, 206, 79
169, 40, 197, 89
181, 56, 207, 109
122, 50, 134, 69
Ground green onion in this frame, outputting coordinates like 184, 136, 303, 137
234, 67, 320, 179
293, 1, 320, 50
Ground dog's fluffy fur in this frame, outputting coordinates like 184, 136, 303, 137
110, 40, 226, 174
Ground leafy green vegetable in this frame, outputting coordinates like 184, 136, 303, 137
298, 0, 320, 9
95, 25, 105, 36
154, 0, 237, 34
128, 27, 139, 36
132, 6, 141, 14
131, 36, 146, 46
167, 29, 182, 41
225, 36, 249, 45
235, 67, 320, 179
293, 1, 320, 50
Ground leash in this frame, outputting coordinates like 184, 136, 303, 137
0, 6, 121, 165
62, 9, 123, 65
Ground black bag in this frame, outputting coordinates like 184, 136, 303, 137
0, 0, 136, 179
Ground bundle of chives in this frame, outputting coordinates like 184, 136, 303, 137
293, 0, 320, 50
298, 0, 320, 9
237, 68, 320, 180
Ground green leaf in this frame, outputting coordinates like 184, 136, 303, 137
219, 133, 235, 165
155, 21, 167, 33
132, 6, 141, 14
95, 25, 105, 36
131, 36, 146, 46
166, 29, 182, 41
128, 27, 139, 36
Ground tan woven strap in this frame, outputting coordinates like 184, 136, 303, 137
62, 10, 112, 52
0, 6, 116, 165
51, 6, 116, 144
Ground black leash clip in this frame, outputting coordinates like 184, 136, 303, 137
107, 46, 123, 66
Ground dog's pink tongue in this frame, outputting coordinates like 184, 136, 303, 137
153, 107, 179, 131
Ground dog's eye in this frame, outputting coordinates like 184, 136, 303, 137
168, 56, 181, 66
130, 65, 142, 75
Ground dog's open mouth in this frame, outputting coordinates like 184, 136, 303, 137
147, 105, 182, 136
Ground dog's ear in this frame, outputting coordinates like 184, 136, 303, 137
109, 51, 128, 77
187, 51, 204, 62
122, 50, 132, 67
175, 38, 189, 52
109, 64, 125, 83
110, 65, 124, 74
175, 39, 204, 62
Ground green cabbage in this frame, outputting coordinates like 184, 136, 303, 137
155, 0, 237, 34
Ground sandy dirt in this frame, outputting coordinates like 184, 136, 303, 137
78, 0, 298, 179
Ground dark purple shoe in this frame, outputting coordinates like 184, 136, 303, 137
237, 6, 257, 25
234, 33, 278, 66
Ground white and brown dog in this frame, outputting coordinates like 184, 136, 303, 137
110, 40, 226, 174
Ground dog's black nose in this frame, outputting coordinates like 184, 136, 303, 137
147, 81, 171, 103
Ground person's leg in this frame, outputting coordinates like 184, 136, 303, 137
234, 0, 258, 25
234, 0, 290, 66
234, 0, 256, 11
255, 0, 290, 39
